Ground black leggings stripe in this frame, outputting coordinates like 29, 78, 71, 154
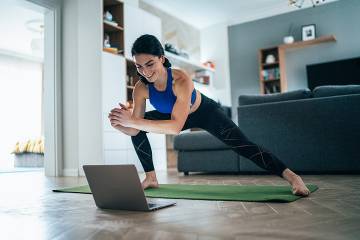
131, 94, 287, 178
131, 131, 153, 172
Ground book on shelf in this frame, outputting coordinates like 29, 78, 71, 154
261, 67, 280, 81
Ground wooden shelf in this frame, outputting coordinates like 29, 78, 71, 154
103, 0, 124, 53
262, 62, 279, 67
103, 21, 124, 32
103, 48, 124, 55
104, 0, 122, 7
262, 79, 280, 83
279, 35, 336, 50
126, 59, 140, 102
259, 35, 337, 94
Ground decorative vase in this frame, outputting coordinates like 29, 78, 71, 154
265, 54, 276, 64
283, 36, 295, 44
104, 11, 113, 21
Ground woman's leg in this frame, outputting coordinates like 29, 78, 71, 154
196, 106, 287, 177
193, 95, 310, 196
130, 110, 171, 189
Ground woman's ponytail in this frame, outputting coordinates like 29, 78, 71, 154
163, 57, 172, 68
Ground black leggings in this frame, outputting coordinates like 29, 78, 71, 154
131, 93, 287, 178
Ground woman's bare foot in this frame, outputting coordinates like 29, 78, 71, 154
282, 168, 310, 196
141, 178, 159, 189
141, 171, 159, 190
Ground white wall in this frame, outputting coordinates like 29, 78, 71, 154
77, 0, 103, 175
124, 0, 139, 7
62, 0, 103, 176
200, 22, 232, 107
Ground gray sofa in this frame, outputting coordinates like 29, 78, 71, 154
174, 85, 360, 175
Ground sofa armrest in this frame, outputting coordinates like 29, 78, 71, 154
174, 131, 230, 151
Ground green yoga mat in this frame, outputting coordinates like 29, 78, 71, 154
53, 184, 318, 202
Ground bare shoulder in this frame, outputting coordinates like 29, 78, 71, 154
172, 68, 191, 85
171, 69, 193, 97
133, 80, 148, 99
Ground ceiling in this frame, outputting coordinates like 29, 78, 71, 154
141, 0, 339, 29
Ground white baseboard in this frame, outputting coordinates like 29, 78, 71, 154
62, 168, 78, 176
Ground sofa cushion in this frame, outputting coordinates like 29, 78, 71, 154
238, 89, 312, 106
313, 85, 360, 98
177, 150, 239, 172
174, 131, 231, 151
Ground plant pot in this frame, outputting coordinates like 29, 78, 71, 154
14, 153, 44, 167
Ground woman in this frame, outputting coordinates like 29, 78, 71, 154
108, 34, 310, 196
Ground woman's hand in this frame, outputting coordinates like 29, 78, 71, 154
108, 103, 134, 128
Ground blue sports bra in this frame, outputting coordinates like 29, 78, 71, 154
148, 68, 196, 114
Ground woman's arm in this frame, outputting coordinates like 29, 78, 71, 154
114, 69, 194, 135
109, 117, 139, 136
108, 81, 147, 136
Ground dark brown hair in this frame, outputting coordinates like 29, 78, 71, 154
131, 34, 171, 85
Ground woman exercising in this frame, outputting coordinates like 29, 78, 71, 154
108, 34, 310, 196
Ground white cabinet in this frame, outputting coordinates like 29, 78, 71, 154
103, 131, 132, 150
102, 51, 129, 166
124, 4, 162, 59
102, 51, 126, 114
104, 150, 127, 165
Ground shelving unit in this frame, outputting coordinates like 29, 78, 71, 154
259, 35, 336, 94
165, 51, 215, 73
165, 50, 215, 85
103, 0, 124, 56
125, 58, 140, 109
259, 47, 281, 94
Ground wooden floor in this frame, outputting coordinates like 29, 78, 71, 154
0, 169, 359, 240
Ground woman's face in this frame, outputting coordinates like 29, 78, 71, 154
133, 54, 165, 83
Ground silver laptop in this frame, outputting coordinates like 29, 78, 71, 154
83, 164, 176, 211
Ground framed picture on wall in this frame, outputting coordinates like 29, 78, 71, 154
302, 24, 316, 41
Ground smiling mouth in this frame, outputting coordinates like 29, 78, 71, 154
146, 73, 154, 79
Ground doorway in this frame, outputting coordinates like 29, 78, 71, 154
0, 0, 44, 173
0, 0, 62, 176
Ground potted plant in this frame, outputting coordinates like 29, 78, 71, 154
12, 138, 44, 167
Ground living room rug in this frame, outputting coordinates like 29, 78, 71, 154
53, 184, 318, 202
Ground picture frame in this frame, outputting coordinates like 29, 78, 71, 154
302, 24, 316, 41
